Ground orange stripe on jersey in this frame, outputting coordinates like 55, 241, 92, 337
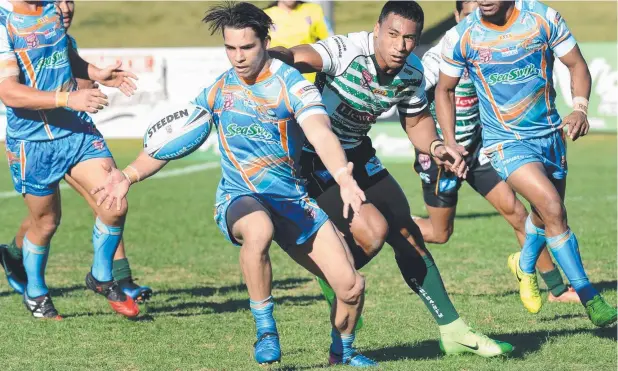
39, 111, 55, 140
552, 32, 572, 48
442, 55, 465, 67
275, 76, 294, 114
19, 141, 26, 194
217, 127, 257, 192
8, 16, 60, 36
539, 47, 554, 128
480, 7, 520, 31
460, 28, 472, 60
279, 121, 289, 155
501, 89, 545, 122
471, 30, 540, 49
17, 51, 37, 89
474, 62, 511, 133
295, 103, 325, 121
207, 76, 226, 110
244, 156, 288, 177
530, 13, 550, 40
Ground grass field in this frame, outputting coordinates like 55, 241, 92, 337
67, 1, 618, 48
0, 134, 615, 370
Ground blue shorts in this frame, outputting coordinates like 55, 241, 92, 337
214, 193, 329, 248
5, 131, 112, 196
485, 130, 567, 181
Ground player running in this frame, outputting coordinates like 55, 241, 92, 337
91, 2, 377, 367
414, 0, 578, 304
0, 0, 152, 303
0, 0, 139, 319
436, 0, 617, 326
269, 0, 513, 357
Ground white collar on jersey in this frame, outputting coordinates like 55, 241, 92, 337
368, 32, 376, 55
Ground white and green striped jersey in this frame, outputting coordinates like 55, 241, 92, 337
422, 37, 481, 149
308, 31, 427, 150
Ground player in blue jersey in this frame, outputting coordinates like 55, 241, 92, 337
0, 0, 152, 303
0, 0, 140, 319
436, 0, 617, 326
413, 0, 578, 304
91, 2, 377, 367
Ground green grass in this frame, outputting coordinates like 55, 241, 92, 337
67, 1, 617, 48
0, 134, 616, 370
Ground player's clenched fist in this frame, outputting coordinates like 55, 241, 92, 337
67, 88, 109, 113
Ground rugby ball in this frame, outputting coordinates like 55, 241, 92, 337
144, 103, 213, 160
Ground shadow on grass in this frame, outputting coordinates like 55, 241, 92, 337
455, 211, 501, 220
364, 326, 617, 362
150, 294, 323, 317
158, 277, 312, 298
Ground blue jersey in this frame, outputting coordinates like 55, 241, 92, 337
440, 0, 577, 146
0, 2, 93, 141
193, 59, 327, 200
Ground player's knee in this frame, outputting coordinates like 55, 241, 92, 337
97, 199, 128, 223
540, 198, 566, 225
335, 273, 365, 305
355, 220, 388, 257
240, 222, 274, 254
432, 226, 453, 244
34, 215, 60, 238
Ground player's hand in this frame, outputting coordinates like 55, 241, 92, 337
67, 88, 109, 113
90, 162, 130, 211
94, 61, 138, 97
433, 144, 469, 179
559, 111, 589, 141
337, 162, 366, 219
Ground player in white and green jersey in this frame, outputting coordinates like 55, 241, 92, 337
270, 0, 513, 358
412, 0, 578, 304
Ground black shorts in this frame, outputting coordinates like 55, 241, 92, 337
300, 137, 390, 198
413, 140, 502, 208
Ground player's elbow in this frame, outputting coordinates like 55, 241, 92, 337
0, 82, 27, 109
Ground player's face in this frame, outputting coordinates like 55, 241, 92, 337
477, 1, 513, 18
278, 1, 298, 8
374, 13, 421, 71
56, 1, 75, 30
455, 1, 478, 23
223, 27, 270, 81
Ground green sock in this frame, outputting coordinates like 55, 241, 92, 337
396, 254, 460, 326
540, 268, 568, 296
112, 258, 132, 281
7, 238, 23, 260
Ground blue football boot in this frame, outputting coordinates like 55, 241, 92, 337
117, 277, 153, 303
254, 332, 281, 365
329, 349, 377, 367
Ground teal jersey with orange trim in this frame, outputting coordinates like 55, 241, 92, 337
193, 59, 327, 199
440, 0, 576, 147
0, 2, 94, 141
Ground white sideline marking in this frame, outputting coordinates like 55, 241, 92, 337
0, 161, 220, 200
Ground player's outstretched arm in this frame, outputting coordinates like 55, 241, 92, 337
68, 47, 137, 97
557, 45, 592, 141
268, 45, 323, 74
434, 72, 461, 146
302, 114, 366, 218
91, 151, 169, 211
401, 108, 467, 179
0, 76, 108, 113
